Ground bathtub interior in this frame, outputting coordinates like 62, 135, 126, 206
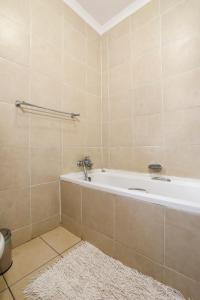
61, 169, 200, 204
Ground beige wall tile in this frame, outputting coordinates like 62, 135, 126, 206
133, 146, 164, 173
31, 36, 61, 80
31, 71, 61, 110
31, 147, 61, 185
132, 18, 160, 58
101, 35, 108, 72
162, 37, 200, 77
131, 0, 159, 29
82, 188, 115, 238
31, 182, 60, 224
163, 267, 200, 300
64, 21, 86, 63
163, 110, 186, 146
0, 0, 30, 26
109, 34, 130, 68
0, 58, 29, 104
63, 4, 86, 35
0, 188, 30, 231
109, 147, 134, 171
165, 222, 200, 282
164, 145, 200, 178
163, 69, 200, 111
110, 91, 132, 121
0, 15, 29, 66
63, 55, 86, 89
102, 71, 108, 98
62, 121, 86, 147
165, 207, 200, 233
11, 225, 32, 248
61, 213, 82, 238
134, 83, 162, 115
86, 94, 101, 122
135, 114, 163, 146
31, 0, 62, 48
132, 48, 161, 87
0, 146, 29, 190
32, 215, 60, 238
161, 0, 200, 44
160, 0, 183, 14
85, 121, 101, 147
109, 18, 130, 40
30, 115, 61, 149
110, 120, 132, 146
87, 38, 100, 70
115, 196, 164, 263
62, 83, 86, 119
0, 103, 29, 147
86, 67, 101, 96
61, 181, 82, 223
115, 242, 163, 282
82, 225, 115, 257
109, 62, 131, 96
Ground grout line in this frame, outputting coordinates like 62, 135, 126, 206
8, 254, 61, 289
60, 241, 83, 257
2, 276, 15, 299
39, 236, 60, 256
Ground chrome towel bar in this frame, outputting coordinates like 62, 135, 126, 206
15, 100, 80, 118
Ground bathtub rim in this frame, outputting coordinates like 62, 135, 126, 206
60, 169, 200, 213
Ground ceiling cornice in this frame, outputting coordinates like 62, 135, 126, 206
63, 0, 151, 35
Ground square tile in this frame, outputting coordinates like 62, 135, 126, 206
4, 238, 57, 285
10, 257, 60, 300
0, 289, 13, 300
0, 277, 7, 293
41, 226, 81, 254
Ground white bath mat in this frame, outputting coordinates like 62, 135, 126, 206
24, 242, 185, 300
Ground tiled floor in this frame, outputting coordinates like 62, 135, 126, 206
0, 226, 81, 300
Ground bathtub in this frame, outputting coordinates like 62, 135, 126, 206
60, 169, 200, 213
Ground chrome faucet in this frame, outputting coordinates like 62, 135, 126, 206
77, 156, 93, 181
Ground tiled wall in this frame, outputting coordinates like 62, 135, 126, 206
102, 0, 200, 178
61, 181, 200, 299
0, 0, 102, 247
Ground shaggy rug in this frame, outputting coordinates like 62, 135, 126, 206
24, 242, 185, 300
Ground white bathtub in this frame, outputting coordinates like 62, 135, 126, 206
60, 169, 200, 213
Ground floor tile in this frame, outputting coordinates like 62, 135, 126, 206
4, 238, 57, 286
0, 290, 13, 300
0, 277, 7, 293
10, 257, 60, 300
41, 226, 81, 254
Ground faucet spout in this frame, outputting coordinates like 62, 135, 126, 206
77, 156, 93, 181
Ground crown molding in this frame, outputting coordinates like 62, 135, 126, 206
63, 0, 151, 35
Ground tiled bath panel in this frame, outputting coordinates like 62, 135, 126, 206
61, 181, 200, 299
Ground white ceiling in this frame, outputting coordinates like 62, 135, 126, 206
76, 0, 135, 25
63, 0, 151, 34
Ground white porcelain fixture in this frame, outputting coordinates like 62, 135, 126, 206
61, 169, 200, 213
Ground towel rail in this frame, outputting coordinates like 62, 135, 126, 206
15, 100, 80, 118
